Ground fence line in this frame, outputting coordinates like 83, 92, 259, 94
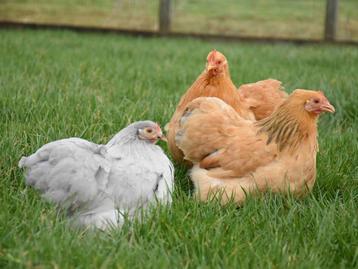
1, 20, 357, 46
0, 0, 351, 43
0, 0, 354, 45
159, 0, 341, 42
0, 0, 354, 44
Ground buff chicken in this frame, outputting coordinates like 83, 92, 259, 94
175, 90, 335, 204
166, 50, 255, 163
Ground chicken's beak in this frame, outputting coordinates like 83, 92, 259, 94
158, 133, 168, 142
154, 123, 167, 142
206, 63, 216, 71
321, 101, 335, 113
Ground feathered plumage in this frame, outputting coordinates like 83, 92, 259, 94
175, 90, 335, 204
167, 50, 254, 163
238, 79, 288, 120
19, 121, 174, 229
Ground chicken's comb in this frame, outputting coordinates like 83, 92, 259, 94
207, 49, 217, 61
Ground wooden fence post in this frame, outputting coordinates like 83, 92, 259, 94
159, 0, 171, 34
324, 0, 339, 41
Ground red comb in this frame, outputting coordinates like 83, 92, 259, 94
208, 49, 217, 61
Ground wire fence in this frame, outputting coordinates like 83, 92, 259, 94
0, 0, 357, 42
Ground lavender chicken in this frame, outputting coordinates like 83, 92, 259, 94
19, 121, 174, 230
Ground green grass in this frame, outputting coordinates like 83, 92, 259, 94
1, 0, 358, 41
0, 29, 357, 268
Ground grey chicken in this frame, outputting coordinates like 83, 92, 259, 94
19, 121, 174, 230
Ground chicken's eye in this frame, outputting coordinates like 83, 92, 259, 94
217, 60, 222, 65
313, 99, 320, 104
146, 128, 153, 133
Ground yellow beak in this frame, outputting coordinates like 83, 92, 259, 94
321, 102, 335, 113
159, 135, 168, 142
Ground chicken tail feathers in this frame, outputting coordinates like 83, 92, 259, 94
238, 79, 288, 120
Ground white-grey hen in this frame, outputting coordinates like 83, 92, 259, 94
19, 121, 174, 230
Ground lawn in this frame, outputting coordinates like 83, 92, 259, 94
1, 0, 358, 41
0, 29, 357, 268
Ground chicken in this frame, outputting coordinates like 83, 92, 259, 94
175, 90, 335, 204
19, 121, 174, 230
167, 49, 254, 163
238, 79, 288, 120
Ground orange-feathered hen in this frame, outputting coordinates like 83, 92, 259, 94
238, 79, 288, 120
175, 90, 335, 204
166, 50, 254, 162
